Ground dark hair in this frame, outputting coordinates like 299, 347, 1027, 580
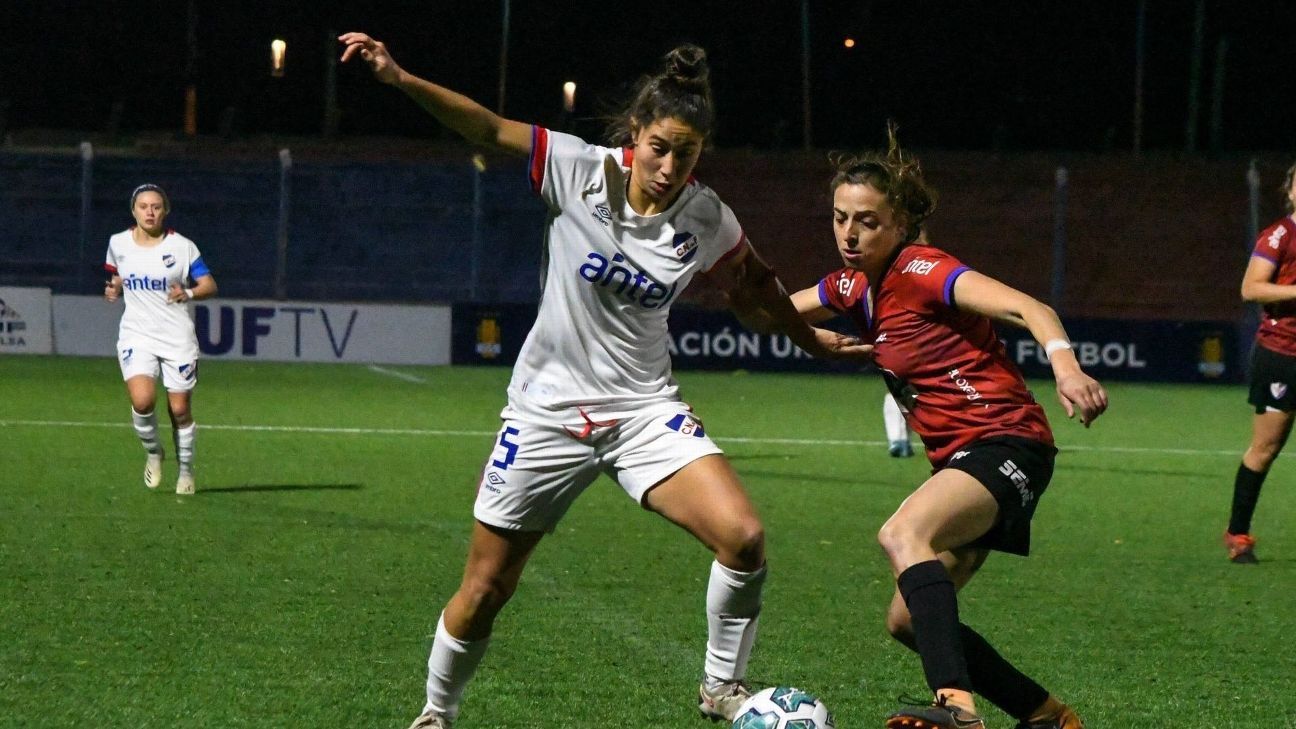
606, 44, 714, 146
828, 123, 936, 244
1283, 161, 1296, 214
130, 183, 170, 214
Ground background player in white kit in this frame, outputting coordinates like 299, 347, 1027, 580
104, 185, 217, 495
339, 32, 870, 728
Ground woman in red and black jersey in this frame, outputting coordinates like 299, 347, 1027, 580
733, 127, 1107, 729
1226, 161, 1296, 564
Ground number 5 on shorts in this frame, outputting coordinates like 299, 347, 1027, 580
492, 426, 520, 469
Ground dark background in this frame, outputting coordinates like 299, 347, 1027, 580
3, 1, 1293, 152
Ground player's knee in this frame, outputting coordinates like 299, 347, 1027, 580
876, 517, 920, 561
1249, 441, 1283, 467
458, 573, 517, 617
716, 519, 765, 571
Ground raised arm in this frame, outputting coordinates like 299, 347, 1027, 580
338, 32, 532, 156
951, 270, 1108, 426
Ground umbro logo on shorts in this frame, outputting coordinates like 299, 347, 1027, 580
483, 471, 505, 493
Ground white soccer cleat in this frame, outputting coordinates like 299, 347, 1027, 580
407, 710, 452, 729
175, 471, 195, 496
144, 450, 164, 489
698, 680, 753, 722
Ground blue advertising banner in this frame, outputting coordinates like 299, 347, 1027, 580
451, 302, 1241, 383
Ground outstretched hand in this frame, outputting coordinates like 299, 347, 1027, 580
338, 32, 402, 84
1055, 371, 1108, 427
812, 328, 874, 362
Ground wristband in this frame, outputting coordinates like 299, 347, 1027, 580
184, 288, 195, 300
1044, 339, 1072, 359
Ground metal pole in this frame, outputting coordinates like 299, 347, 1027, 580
275, 148, 292, 300
1247, 160, 1261, 245
1051, 167, 1068, 315
1132, 0, 1146, 157
800, 0, 812, 150
183, 0, 198, 137
79, 141, 94, 292
497, 0, 510, 114
470, 155, 485, 301
1241, 160, 1262, 376
1185, 0, 1205, 153
323, 29, 339, 137
1208, 36, 1228, 155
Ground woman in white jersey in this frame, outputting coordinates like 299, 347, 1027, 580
340, 32, 870, 728
104, 185, 217, 495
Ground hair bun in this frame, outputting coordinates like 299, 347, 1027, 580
664, 44, 709, 89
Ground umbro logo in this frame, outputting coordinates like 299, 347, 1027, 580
592, 203, 612, 227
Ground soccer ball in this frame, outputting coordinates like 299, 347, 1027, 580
730, 686, 835, 728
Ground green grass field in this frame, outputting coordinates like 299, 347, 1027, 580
2, 356, 1293, 728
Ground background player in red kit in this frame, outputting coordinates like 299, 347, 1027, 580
1225, 161, 1296, 564
733, 127, 1107, 729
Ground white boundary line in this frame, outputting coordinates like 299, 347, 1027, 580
366, 365, 427, 383
0, 419, 1249, 457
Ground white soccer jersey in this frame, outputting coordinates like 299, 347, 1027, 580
508, 127, 746, 414
105, 228, 208, 355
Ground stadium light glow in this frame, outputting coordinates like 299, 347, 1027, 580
562, 81, 576, 113
271, 39, 287, 77
843, 37, 856, 48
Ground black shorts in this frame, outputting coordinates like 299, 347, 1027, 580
943, 435, 1058, 556
1247, 343, 1296, 414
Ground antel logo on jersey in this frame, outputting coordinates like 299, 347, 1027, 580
162, 253, 176, 268
578, 252, 678, 309
902, 258, 938, 276
672, 231, 698, 263
122, 274, 170, 291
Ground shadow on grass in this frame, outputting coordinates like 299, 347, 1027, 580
1057, 462, 1216, 479
198, 483, 364, 494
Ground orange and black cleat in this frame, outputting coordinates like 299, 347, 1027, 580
1224, 531, 1258, 564
1013, 704, 1085, 728
885, 695, 985, 729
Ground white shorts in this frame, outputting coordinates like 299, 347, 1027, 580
473, 400, 724, 532
117, 340, 199, 392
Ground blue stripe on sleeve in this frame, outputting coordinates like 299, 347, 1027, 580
943, 265, 970, 306
190, 256, 211, 278
818, 279, 834, 310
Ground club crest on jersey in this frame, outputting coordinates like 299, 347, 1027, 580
120, 347, 133, 362
1271, 382, 1288, 399
592, 203, 612, 227
664, 413, 706, 438
672, 231, 698, 263
162, 253, 176, 268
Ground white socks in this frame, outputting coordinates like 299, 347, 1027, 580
704, 560, 766, 683
173, 423, 196, 473
131, 408, 161, 453
883, 393, 911, 444
423, 612, 490, 720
